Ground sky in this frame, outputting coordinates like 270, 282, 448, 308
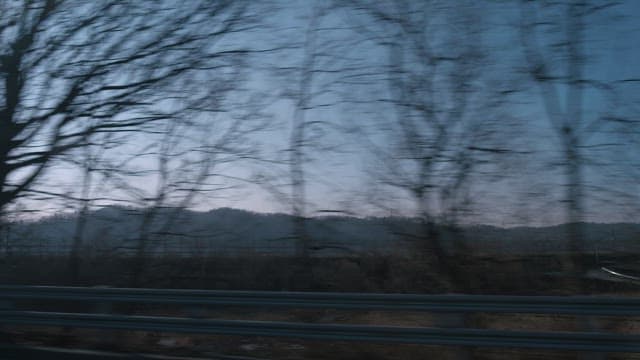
8, 0, 640, 227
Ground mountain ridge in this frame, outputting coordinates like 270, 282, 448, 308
3, 205, 639, 257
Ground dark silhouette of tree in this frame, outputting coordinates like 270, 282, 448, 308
124, 114, 264, 287
254, 3, 359, 260
0, 0, 251, 218
519, 1, 639, 279
345, 0, 516, 291
66, 133, 113, 284
287, 5, 324, 259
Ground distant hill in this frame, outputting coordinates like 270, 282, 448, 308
2, 206, 639, 257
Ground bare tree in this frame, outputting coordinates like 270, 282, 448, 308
66, 133, 114, 284
346, 0, 515, 290
288, 5, 325, 259
119, 110, 266, 287
0, 0, 251, 219
519, 0, 637, 275
256, 4, 359, 259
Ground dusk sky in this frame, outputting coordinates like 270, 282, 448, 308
8, 0, 640, 227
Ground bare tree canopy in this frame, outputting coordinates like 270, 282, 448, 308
0, 0, 250, 214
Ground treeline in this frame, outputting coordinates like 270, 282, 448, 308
4, 206, 639, 258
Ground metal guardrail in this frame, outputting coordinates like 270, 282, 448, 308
2, 285, 640, 353
0, 344, 267, 360
2, 285, 640, 315
2, 310, 640, 352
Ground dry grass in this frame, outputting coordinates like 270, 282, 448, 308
3, 254, 640, 359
